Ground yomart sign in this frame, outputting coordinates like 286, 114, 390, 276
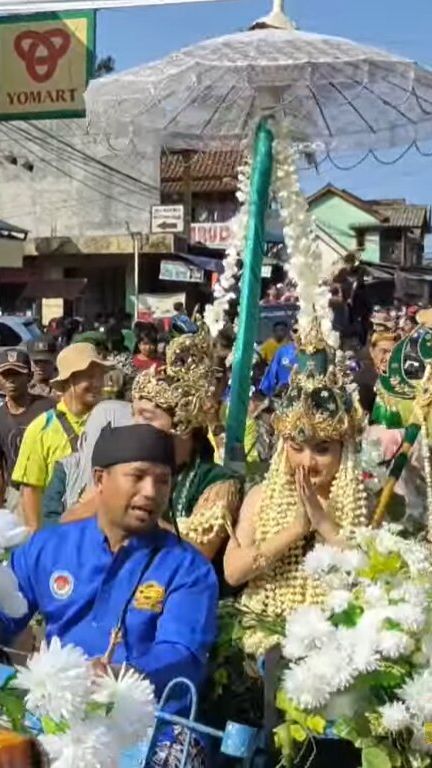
0, 11, 95, 120
0, 1, 229, 9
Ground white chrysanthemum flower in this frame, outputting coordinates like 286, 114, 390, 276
362, 584, 389, 608
91, 664, 156, 747
282, 658, 332, 710
401, 543, 431, 576
377, 631, 414, 660
325, 589, 351, 614
387, 604, 426, 632
304, 544, 342, 575
336, 549, 368, 573
283, 606, 336, 660
390, 583, 428, 607
0, 565, 27, 617
380, 702, 411, 732
401, 670, 432, 721
13, 637, 90, 721
40, 718, 119, 768
0, 510, 28, 550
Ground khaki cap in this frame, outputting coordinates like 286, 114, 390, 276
51, 343, 111, 389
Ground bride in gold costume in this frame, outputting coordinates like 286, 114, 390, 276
224, 323, 369, 656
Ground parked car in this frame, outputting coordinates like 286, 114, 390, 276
0, 316, 42, 350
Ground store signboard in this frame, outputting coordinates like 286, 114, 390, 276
190, 221, 233, 249
0, 10, 95, 120
0, 1, 232, 9
160, 260, 204, 283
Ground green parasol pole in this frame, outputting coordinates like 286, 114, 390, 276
225, 119, 274, 468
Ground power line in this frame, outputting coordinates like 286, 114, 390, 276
2, 122, 155, 200
0, 124, 150, 214
28, 122, 159, 193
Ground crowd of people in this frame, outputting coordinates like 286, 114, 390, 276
0, 290, 429, 767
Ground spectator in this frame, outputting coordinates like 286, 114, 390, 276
132, 325, 163, 371
260, 321, 290, 365
0, 349, 54, 517
27, 334, 58, 398
260, 340, 298, 397
12, 343, 110, 530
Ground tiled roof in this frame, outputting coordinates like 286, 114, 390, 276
371, 204, 429, 229
161, 150, 242, 194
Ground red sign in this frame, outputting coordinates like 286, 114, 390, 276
190, 221, 233, 249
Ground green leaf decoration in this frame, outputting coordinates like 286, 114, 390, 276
362, 746, 392, 768
331, 603, 364, 628
290, 724, 307, 742
0, 690, 26, 732
275, 690, 308, 727
41, 716, 68, 735
306, 715, 326, 735
359, 551, 404, 581
274, 722, 293, 757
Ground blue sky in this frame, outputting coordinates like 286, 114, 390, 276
96, 0, 432, 251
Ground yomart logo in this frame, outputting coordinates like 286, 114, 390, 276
14, 28, 71, 83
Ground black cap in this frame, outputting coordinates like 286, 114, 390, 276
92, 423, 175, 471
0, 348, 31, 374
27, 334, 57, 361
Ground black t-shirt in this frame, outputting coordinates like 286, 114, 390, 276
0, 395, 55, 485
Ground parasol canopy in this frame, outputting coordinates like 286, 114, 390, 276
86, 25, 432, 153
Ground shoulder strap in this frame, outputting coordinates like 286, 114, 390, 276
54, 409, 80, 453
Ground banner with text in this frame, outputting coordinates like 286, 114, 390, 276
0, 11, 95, 120
0, 1, 230, 10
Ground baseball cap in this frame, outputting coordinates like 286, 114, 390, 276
27, 334, 57, 361
51, 342, 112, 389
0, 348, 31, 374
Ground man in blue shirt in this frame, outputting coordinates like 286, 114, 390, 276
0, 423, 218, 705
260, 342, 298, 397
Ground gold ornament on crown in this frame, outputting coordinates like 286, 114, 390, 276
240, 439, 369, 656
132, 324, 220, 435
272, 330, 364, 445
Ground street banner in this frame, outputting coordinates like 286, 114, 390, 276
0, 0, 228, 9
0, 11, 95, 120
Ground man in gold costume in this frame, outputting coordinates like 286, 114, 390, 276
224, 322, 368, 655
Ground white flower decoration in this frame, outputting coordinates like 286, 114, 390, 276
91, 664, 156, 747
40, 717, 119, 768
13, 637, 89, 721
380, 702, 411, 732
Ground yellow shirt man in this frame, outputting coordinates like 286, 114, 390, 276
12, 400, 88, 490
260, 337, 284, 364
260, 322, 290, 364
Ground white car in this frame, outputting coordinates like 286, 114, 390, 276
0, 316, 42, 350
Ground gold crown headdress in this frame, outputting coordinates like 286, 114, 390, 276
273, 319, 361, 443
132, 324, 219, 435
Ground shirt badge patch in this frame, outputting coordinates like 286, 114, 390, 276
50, 571, 74, 600
133, 581, 165, 613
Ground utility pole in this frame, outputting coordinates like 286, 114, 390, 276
126, 222, 142, 322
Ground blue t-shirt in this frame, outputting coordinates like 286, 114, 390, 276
1, 519, 218, 705
260, 343, 297, 396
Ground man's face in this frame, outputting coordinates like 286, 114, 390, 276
32, 358, 56, 383
273, 324, 287, 343
132, 398, 173, 432
68, 363, 105, 409
95, 461, 172, 535
370, 339, 395, 375
0, 369, 30, 399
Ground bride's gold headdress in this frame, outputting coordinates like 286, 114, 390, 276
273, 319, 362, 443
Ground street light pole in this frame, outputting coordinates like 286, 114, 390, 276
126, 222, 142, 322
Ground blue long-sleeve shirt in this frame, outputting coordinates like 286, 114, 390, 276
0, 518, 218, 703
260, 343, 297, 397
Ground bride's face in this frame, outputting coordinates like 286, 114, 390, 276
285, 439, 342, 492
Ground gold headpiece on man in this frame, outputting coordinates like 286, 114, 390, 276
273, 319, 361, 443
132, 324, 218, 434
